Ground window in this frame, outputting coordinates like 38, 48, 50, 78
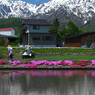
86, 40, 93, 45
42, 36, 53, 41
32, 37, 40, 40
33, 25, 40, 30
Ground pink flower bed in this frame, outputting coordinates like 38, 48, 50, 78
0, 60, 6, 64
0, 60, 95, 68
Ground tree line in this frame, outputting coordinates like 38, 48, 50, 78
50, 18, 86, 41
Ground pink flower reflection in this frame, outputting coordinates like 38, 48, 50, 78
92, 71, 95, 77
11, 72, 21, 76
10, 71, 63, 77
8, 71, 95, 77
63, 71, 74, 76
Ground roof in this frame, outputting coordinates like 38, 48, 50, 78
60, 31, 95, 41
22, 19, 51, 26
67, 31, 95, 39
0, 28, 14, 31
5, 35, 19, 38
0, 34, 19, 38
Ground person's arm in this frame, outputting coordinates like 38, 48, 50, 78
8, 48, 11, 55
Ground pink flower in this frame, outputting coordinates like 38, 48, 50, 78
30, 60, 46, 65
25, 64, 37, 67
0, 60, 6, 64
45, 60, 62, 66
64, 60, 73, 66
42, 65, 46, 68
86, 65, 93, 68
45, 61, 53, 65
70, 64, 82, 68
91, 60, 95, 65
24, 61, 29, 64
10, 60, 22, 66
79, 60, 88, 63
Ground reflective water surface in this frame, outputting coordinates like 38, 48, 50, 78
1, 70, 95, 95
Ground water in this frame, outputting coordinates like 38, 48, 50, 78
0, 70, 95, 95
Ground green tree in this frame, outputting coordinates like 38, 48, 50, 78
50, 26, 58, 34
53, 17, 60, 28
50, 17, 60, 34
58, 21, 87, 39
0, 18, 22, 36
67, 21, 80, 35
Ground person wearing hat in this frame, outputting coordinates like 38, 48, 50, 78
7, 45, 13, 61
25, 45, 32, 54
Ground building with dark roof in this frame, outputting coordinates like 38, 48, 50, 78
22, 19, 51, 26
61, 31, 95, 48
20, 19, 56, 47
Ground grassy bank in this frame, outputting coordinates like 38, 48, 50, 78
17, 55, 95, 61
1, 47, 95, 54
1, 47, 95, 60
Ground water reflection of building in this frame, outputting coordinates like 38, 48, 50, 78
0, 74, 9, 95
1, 71, 95, 95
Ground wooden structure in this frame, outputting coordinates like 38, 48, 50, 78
61, 31, 95, 48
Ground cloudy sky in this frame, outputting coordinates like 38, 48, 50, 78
13, 0, 50, 4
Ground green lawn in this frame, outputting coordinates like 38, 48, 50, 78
1, 47, 95, 61
15, 48, 95, 54
1, 47, 95, 54
15, 55, 95, 61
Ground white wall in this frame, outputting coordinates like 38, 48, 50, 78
0, 29, 15, 36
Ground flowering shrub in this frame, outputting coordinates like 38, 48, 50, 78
30, 60, 46, 65
63, 60, 73, 66
0, 60, 6, 64
18, 64, 37, 68
1, 60, 94, 68
24, 61, 29, 64
45, 60, 62, 66
10, 60, 22, 66
91, 60, 95, 65
70, 64, 82, 68
25, 64, 37, 67
73, 60, 90, 67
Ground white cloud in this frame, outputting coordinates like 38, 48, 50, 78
0, 0, 12, 1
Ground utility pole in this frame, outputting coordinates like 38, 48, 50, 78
26, 29, 30, 45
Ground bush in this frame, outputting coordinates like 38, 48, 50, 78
9, 39, 19, 46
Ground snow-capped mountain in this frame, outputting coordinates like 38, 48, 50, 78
0, 0, 95, 27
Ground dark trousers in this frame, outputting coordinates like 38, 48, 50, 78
9, 54, 13, 60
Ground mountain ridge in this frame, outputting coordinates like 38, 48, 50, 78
0, 0, 95, 30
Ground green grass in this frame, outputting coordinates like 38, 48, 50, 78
14, 55, 95, 61
1, 47, 95, 54
32, 48, 95, 54
1, 47, 95, 60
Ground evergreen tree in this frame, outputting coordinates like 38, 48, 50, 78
53, 17, 60, 29
50, 17, 60, 34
